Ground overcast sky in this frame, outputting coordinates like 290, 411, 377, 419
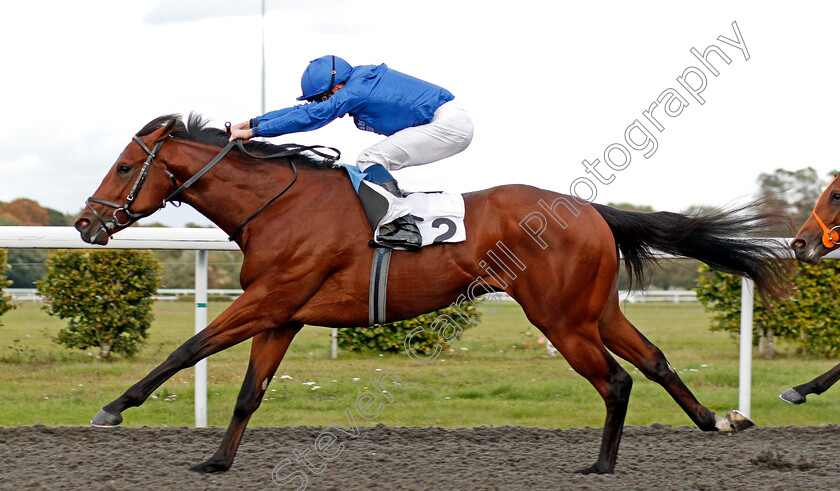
1, 1, 838, 227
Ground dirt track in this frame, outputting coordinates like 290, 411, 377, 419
2, 424, 840, 490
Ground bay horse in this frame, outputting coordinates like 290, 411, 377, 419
75, 114, 790, 474
780, 172, 840, 405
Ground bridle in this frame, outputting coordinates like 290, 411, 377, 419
810, 172, 840, 249
85, 136, 178, 243
85, 129, 340, 242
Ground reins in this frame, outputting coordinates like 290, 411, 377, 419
85, 128, 340, 242
227, 139, 340, 240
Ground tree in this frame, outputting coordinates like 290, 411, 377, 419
0, 198, 50, 225
37, 250, 163, 359
757, 167, 829, 236
0, 198, 77, 226
0, 249, 15, 326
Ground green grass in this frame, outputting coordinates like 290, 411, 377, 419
1, 300, 838, 429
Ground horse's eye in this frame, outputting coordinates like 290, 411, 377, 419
833, 192, 840, 201
117, 164, 131, 174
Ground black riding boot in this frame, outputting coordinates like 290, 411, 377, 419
376, 180, 422, 251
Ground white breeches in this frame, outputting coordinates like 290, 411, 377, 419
356, 99, 474, 171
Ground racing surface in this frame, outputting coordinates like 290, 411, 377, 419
2, 424, 839, 490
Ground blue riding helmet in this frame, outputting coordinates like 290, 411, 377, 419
296, 55, 353, 101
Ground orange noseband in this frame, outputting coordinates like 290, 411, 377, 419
811, 209, 840, 249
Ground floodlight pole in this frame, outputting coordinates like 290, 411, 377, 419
261, 0, 266, 114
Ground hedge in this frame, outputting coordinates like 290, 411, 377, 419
338, 302, 481, 357
0, 249, 15, 326
696, 261, 840, 357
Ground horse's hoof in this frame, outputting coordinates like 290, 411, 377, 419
725, 410, 755, 432
90, 409, 123, 427
189, 461, 230, 474
575, 463, 612, 475
779, 388, 806, 405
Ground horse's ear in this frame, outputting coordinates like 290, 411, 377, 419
142, 119, 178, 144
137, 115, 181, 143
161, 118, 179, 136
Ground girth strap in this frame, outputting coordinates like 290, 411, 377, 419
369, 247, 392, 326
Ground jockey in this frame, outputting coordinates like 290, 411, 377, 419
229, 55, 474, 251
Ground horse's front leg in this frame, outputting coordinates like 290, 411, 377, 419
780, 362, 840, 405
189, 323, 302, 473
91, 291, 288, 427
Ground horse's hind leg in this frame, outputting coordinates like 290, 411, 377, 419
190, 324, 302, 473
597, 295, 750, 432
538, 320, 632, 474
780, 362, 840, 405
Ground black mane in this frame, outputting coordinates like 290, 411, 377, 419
136, 113, 340, 169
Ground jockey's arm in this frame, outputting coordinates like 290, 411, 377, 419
251, 91, 361, 140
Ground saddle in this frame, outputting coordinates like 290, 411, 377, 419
343, 166, 467, 325
343, 165, 466, 248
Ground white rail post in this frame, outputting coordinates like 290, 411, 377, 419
194, 250, 209, 428
738, 277, 754, 419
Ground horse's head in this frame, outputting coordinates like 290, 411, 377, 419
75, 116, 181, 245
791, 172, 840, 264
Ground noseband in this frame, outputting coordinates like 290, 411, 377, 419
811, 209, 840, 249
85, 132, 340, 242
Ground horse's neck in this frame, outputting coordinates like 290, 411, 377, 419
170, 146, 345, 243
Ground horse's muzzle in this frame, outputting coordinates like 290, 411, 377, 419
75, 215, 111, 246
791, 237, 822, 265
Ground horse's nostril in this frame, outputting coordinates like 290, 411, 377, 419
792, 239, 806, 249
75, 218, 90, 232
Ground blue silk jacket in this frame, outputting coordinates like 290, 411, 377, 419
252, 64, 454, 138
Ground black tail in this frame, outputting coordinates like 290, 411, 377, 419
591, 201, 792, 302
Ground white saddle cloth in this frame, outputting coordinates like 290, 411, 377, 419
403, 192, 466, 247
